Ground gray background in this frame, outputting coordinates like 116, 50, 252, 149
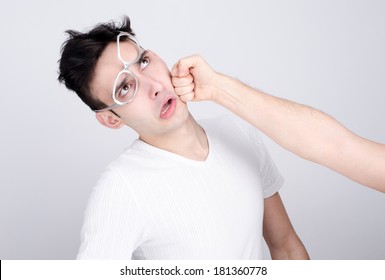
1, 0, 384, 259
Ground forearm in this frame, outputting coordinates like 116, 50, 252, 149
212, 74, 385, 192
212, 74, 345, 161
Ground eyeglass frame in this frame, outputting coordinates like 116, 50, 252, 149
94, 32, 144, 112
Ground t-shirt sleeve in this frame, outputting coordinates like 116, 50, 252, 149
230, 115, 284, 198
76, 167, 147, 259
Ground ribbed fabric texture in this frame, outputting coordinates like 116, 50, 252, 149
77, 115, 283, 259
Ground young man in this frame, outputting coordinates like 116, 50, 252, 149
58, 16, 309, 259
171, 55, 385, 193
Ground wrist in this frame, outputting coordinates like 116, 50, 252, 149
211, 72, 232, 102
211, 73, 245, 111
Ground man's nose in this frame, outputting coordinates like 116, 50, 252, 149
138, 73, 164, 99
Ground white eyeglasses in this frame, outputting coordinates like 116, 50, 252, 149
95, 32, 145, 112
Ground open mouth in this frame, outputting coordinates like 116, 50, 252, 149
160, 98, 176, 119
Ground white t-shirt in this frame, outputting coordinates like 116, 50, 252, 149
77, 115, 283, 259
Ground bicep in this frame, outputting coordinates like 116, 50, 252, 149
263, 192, 309, 259
263, 192, 295, 248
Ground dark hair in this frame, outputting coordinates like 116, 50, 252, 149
57, 16, 135, 111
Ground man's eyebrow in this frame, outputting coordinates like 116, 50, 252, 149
124, 49, 147, 66
136, 49, 149, 63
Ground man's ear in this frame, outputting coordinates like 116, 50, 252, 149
95, 112, 125, 129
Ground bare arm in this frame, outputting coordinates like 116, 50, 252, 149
171, 55, 385, 193
263, 192, 309, 260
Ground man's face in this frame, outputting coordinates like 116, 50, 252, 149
91, 39, 189, 139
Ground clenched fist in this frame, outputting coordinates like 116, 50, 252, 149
171, 54, 219, 103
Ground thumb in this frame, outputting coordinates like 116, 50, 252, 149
171, 55, 199, 77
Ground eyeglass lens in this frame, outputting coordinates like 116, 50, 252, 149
114, 72, 138, 102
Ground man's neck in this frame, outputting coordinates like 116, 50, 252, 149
139, 114, 209, 161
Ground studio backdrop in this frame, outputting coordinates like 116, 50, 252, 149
0, 0, 384, 259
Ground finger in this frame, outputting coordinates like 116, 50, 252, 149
171, 60, 189, 77
174, 83, 195, 96
171, 74, 194, 87
179, 92, 195, 103
171, 55, 200, 77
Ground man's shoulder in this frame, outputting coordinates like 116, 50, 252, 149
89, 145, 146, 200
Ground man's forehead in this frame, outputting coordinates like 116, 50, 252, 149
118, 38, 142, 62
100, 39, 140, 64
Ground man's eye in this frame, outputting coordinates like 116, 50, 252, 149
140, 57, 149, 69
120, 84, 131, 97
